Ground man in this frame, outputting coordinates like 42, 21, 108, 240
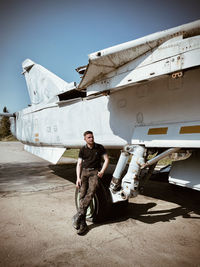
72, 130, 109, 235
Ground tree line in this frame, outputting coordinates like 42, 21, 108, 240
0, 107, 11, 139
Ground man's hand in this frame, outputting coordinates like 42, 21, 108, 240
97, 171, 104, 178
97, 154, 109, 178
76, 178, 81, 188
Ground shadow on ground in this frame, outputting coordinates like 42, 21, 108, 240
50, 163, 200, 228
49, 163, 77, 184
1, 161, 199, 227
87, 183, 200, 233
0, 162, 77, 193
90, 182, 200, 234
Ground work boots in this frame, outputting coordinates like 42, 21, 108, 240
72, 212, 82, 230
77, 216, 88, 235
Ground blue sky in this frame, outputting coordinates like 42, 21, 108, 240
1, 0, 200, 113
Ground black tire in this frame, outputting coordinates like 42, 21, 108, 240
75, 179, 112, 223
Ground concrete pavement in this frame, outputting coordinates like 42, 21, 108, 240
0, 142, 200, 266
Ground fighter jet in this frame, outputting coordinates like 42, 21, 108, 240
3, 20, 200, 221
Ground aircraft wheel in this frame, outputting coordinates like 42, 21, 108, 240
75, 179, 112, 222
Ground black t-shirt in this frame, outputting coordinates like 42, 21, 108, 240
78, 143, 107, 169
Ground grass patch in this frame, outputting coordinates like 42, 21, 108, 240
62, 149, 173, 166
157, 157, 172, 166
0, 135, 18, 141
63, 149, 79, 159
148, 154, 172, 166
63, 149, 120, 164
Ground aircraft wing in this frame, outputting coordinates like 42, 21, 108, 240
78, 20, 200, 89
24, 145, 66, 164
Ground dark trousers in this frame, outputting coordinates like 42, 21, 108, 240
79, 169, 99, 216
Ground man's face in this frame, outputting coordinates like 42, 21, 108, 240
84, 133, 94, 146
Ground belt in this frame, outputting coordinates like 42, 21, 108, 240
83, 168, 97, 171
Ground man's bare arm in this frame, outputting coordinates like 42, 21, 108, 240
76, 158, 82, 188
98, 154, 109, 178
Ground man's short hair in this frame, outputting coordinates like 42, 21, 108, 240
83, 130, 93, 137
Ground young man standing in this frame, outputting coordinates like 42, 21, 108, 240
72, 131, 109, 235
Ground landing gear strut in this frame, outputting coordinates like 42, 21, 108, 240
110, 145, 145, 202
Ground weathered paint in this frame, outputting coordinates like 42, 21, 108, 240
12, 20, 200, 191
79, 20, 200, 89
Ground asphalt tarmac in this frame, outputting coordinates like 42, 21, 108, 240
0, 142, 200, 267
